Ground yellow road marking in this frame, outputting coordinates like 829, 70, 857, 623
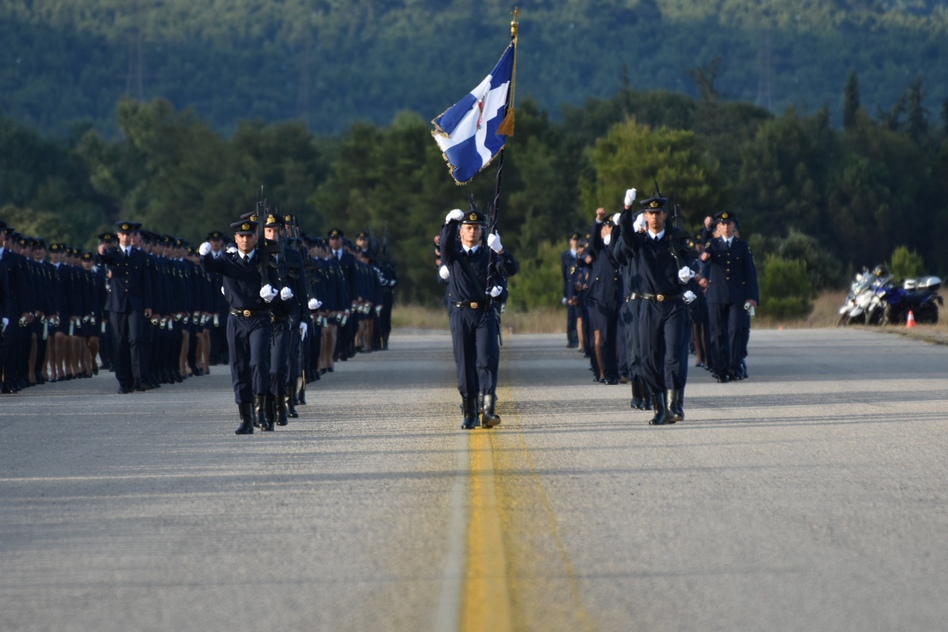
462, 428, 513, 631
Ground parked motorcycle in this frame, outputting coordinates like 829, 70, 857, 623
878, 275, 943, 325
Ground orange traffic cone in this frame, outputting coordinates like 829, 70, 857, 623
906, 310, 916, 328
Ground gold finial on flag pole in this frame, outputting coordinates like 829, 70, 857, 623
510, 6, 520, 40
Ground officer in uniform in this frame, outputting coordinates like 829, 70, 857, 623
586, 209, 621, 384
615, 197, 698, 425
560, 232, 581, 348
1, 224, 36, 393
439, 207, 518, 429
700, 211, 759, 382
200, 218, 281, 434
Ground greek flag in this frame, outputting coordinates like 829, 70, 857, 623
431, 44, 514, 184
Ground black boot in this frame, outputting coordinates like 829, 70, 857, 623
461, 396, 479, 430
276, 395, 289, 426
649, 391, 668, 426
298, 383, 307, 405
630, 377, 645, 410
286, 393, 299, 419
481, 393, 501, 428
254, 395, 273, 431
236, 402, 254, 435
667, 389, 684, 423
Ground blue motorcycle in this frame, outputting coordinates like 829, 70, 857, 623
879, 275, 943, 326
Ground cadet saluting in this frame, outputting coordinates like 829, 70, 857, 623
615, 197, 698, 425
200, 218, 282, 435
440, 207, 518, 430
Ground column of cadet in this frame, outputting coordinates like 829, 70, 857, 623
560, 189, 758, 426
0, 216, 398, 433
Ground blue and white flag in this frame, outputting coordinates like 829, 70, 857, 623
431, 44, 514, 184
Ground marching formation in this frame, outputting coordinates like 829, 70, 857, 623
0, 215, 397, 435
561, 189, 759, 425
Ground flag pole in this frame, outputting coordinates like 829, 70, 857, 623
486, 7, 518, 315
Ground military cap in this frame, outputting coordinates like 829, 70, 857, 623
81, 251, 94, 262
240, 211, 260, 222
283, 213, 297, 226
49, 243, 64, 253
115, 220, 142, 233
569, 231, 582, 241
175, 238, 187, 248
461, 210, 485, 225
1, 225, 14, 236
160, 234, 174, 245
327, 228, 344, 238
17, 235, 30, 247
355, 231, 368, 239
264, 212, 283, 228
231, 219, 258, 235
207, 230, 225, 241
98, 231, 116, 242
713, 210, 736, 224
640, 197, 668, 212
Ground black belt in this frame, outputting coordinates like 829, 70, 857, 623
230, 308, 270, 318
453, 301, 489, 310
627, 292, 682, 303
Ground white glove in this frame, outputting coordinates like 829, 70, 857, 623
562, 297, 568, 306
612, 213, 622, 224
445, 208, 465, 224
226, 246, 238, 254
624, 188, 637, 206
280, 286, 294, 301
221, 286, 226, 296
633, 213, 647, 232
299, 321, 308, 340
438, 264, 450, 280
603, 233, 612, 246
487, 232, 503, 253
683, 290, 697, 304
308, 298, 322, 311
678, 266, 696, 283
1, 317, 8, 331
490, 286, 503, 298
260, 284, 278, 303
198, 241, 212, 256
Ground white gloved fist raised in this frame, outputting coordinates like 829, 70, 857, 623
683, 290, 697, 304
438, 264, 450, 280
445, 208, 465, 224
1, 317, 8, 332
612, 213, 622, 224
308, 298, 322, 311
624, 188, 637, 206
226, 246, 238, 254
280, 286, 294, 301
198, 241, 212, 256
299, 321, 308, 340
490, 286, 503, 298
487, 232, 503, 253
603, 233, 612, 246
678, 266, 696, 283
633, 213, 647, 232
260, 284, 278, 303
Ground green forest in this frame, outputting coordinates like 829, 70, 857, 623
2, 1, 948, 313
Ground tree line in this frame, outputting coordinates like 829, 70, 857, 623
2, 70, 947, 314
1, 1, 948, 137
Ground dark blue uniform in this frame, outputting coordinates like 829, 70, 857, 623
202, 224, 280, 434
700, 212, 759, 382
439, 210, 518, 429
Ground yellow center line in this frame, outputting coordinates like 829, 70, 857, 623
461, 379, 593, 631
462, 427, 513, 631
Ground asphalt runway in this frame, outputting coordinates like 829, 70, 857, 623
1, 328, 946, 631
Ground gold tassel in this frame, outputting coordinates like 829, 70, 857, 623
497, 107, 515, 137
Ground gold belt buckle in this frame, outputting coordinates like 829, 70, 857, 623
242, 309, 252, 317
657, 294, 665, 302
470, 302, 479, 309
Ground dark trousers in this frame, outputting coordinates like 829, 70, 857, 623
269, 318, 291, 396
566, 304, 578, 346
638, 299, 687, 392
228, 314, 272, 404
109, 308, 145, 389
709, 302, 745, 373
449, 306, 499, 398
622, 300, 643, 380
